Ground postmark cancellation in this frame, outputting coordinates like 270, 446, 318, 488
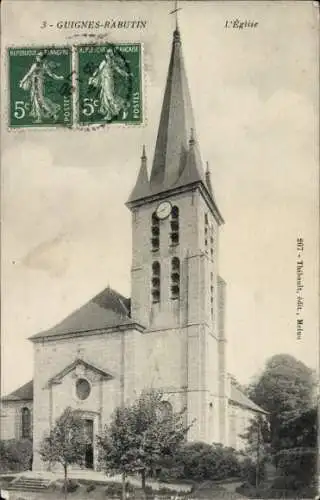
76, 43, 142, 126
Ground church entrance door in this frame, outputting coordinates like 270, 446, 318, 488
84, 419, 94, 469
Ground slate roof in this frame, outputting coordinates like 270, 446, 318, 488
149, 28, 198, 191
129, 146, 150, 202
2, 380, 33, 401
230, 383, 268, 414
29, 287, 143, 341
127, 28, 223, 224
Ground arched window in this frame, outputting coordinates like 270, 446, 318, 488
151, 261, 161, 303
151, 212, 160, 251
170, 206, 179, 246
171, 257, 180, 300
21, 407, 31, 439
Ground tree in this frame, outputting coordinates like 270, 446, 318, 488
279, 406, 317, 449
241, 414, 271, 459
97, 390, 192, 498
39, 407, 86, 499
247, 354, 315, 454
241, 414, 271, 488
97, 404, 135, 500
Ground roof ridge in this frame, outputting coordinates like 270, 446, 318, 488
229, 383, 268, 414
103, 286, 130, 316
29, 287, 137, 341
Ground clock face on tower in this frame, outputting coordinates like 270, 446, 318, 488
156, 201, 172, 220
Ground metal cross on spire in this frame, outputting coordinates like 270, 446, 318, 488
169, 0, 182, 30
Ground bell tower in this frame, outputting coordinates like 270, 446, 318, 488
126, 26, 228, 445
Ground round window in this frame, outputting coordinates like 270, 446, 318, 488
76, 378, 91, 400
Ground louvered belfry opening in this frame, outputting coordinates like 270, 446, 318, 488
171, 257, 180, 300
151, 212, 160, 251
170, 206, 179, 246
151, 261, 161, 303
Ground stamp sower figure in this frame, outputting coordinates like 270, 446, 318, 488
88, 48, 131, 120
19, 51, 64, 123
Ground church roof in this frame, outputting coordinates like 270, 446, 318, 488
2, 380, 33, 401
149, 28, 198, 191
127, 28, 223, 224
29, 287, 144, 341
129, 145, 150, 202
229, 383, 268, 414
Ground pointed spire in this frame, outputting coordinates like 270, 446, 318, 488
173, 26, 181, 44
126, 26, 224, 225
205, 161, 214, 197
127, 145, 151, 203
150, 27, 201, 190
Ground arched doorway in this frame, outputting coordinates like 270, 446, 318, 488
84, 419, 94, 469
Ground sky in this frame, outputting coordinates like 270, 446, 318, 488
1, 0, 319, 395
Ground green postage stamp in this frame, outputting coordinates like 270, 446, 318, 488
8, 43, 143, 128
8, 47, 73, 128
76, 43, 142, 126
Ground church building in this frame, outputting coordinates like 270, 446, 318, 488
1, 27, 266, 470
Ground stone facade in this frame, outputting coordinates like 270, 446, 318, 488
228, 404, 255, 451
130, 189, 225, 444
0, 400, 33, 441
31, 328, 142, 470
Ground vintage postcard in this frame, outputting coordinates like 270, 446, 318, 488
1, 1, 319, 499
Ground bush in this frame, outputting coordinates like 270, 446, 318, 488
176, 443, 240, 481
275, 447, 317, 490
0, 439, 33, 472
86, 483, 96, 492
62, 479, 79, 493
157, 487, 186, 496
271, 475, 302, 491
155, 454, 184, 482
104, 481, 137, 497
105, 482, 124, 497
240, 457, 266, 486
